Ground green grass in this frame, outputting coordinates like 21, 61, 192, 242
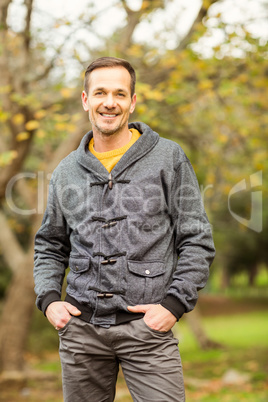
178, 311, 268, 352
33, 360, 61, 373
176, 312, 268, 401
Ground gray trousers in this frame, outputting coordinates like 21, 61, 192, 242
59, 317, 185, 402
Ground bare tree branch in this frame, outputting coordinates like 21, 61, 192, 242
33, 58, 57, 82
32, 41, 66, 83
176, 0, 219, 51
118, 0, 165, 53
120, 0, 131, 14
0, 0, 12, 30
0, 1, 14, 107
23, 0, 33, 51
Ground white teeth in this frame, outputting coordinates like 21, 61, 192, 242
101, 114, 116, 117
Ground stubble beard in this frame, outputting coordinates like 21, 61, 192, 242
95, 123, 121, 136
92, 115, 127, 137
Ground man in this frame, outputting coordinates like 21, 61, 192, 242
34, 57, 215, 401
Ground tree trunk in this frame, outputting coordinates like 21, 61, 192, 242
249, 264, 258, 286
185, 306, 222, 350
221, 265, 231, 290
0, 253, 35, 372
0, 120, 87, 374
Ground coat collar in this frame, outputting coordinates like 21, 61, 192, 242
76, 122, 159, 179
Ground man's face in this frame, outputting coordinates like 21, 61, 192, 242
82, 67, 136, 137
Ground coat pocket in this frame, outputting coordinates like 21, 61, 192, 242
126, 261, 165, 304
67, 255, 95, 296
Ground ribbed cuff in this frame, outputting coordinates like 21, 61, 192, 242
161, 295, 186, 320
40, 291, 61, 316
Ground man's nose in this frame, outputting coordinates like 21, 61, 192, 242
103, 94, 116, 108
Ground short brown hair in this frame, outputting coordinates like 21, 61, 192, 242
84, 57, 136, 97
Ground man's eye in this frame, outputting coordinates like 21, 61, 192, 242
118, 93, 125, 97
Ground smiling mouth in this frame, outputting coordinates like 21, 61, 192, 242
100, 113, 117, 118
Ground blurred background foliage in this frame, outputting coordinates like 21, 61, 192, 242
0, 0, 267, 384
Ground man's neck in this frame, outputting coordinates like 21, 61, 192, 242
92, 128, 132, 153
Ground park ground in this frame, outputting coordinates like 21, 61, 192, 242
0, 295, 267, 401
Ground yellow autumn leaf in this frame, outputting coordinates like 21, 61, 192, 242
223, 184, 232, 195
141, 1, 150, 10
50, 104, 62, 112
197, 60, 207, 70
126, 45, 143, 58
240, 127, 249, 137
218, 134, 228, 144
71, 113, 82, 123
10, 150, 18, 159
143, 90, 163, 101
0, 150, 18, 167
203, 0, 213, 10
12, 113, 25, 125
25, 120, 40, 130
198, 80, 214, 90
152, 91, 164, 101
206, 172, 216, 185
55, 122, 67, 131
254, 162, 264, 171
0, 85, 12, 94
136, 104, 148, 115
177, 104, 193, 114
253, 77, 266, 88
0, 111, 10, 122
16, 132, 30, 141
34, 109, 47, 120
66, 124, 76, 133
54, 113, 69, 122
60, 88, 72, 98
238, 74, 248, 84
36, 130, 46, 138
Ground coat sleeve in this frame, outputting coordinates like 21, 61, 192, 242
33, 175, 71, 315
161, 160, 215, 319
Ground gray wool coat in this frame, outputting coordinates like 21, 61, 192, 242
34, 122, 215, 326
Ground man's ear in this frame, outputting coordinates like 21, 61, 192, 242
81, 91, 89, 112
130, 93, 137, 114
